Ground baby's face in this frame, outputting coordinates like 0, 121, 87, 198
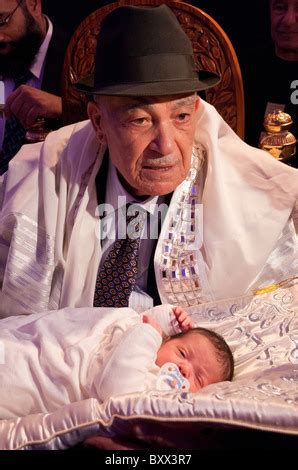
156, 332, 222, 392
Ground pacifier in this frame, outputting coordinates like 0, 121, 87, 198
156, 362, 190, 392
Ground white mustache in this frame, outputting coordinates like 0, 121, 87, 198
142, 156, 178, 167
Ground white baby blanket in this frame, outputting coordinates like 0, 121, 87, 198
0, 282, 296, 449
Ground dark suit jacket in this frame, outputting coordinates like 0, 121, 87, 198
0, 24, 70, 175
42, 24, 70, 97
40, 24, 70, 131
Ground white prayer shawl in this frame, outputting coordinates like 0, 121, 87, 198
0, 100, 297, 316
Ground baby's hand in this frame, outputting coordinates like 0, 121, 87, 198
172, 306, 194, 331
142, 314, 163, 336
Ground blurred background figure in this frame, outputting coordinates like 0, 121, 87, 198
241, 0, 298, 167
271, 0, 298, 61
0, 0, 69, 174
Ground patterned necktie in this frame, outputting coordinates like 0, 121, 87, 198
93, 204, 147, 307
0, 71, 32, 175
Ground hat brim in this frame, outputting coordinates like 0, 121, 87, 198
74, 70, 221, 96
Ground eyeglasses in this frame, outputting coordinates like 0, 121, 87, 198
0, 0, 23, 27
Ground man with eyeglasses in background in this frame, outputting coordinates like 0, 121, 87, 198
0, 0, 69, 174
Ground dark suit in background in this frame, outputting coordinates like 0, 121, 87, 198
42, 25, 70, 98
0, 22, 70, 174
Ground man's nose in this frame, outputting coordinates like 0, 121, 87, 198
149, 122, 174, 155
282, 7, 298, 25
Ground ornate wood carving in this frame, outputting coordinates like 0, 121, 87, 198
62, 0, 244, 138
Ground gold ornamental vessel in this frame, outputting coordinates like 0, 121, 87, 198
260, 110, 296, 161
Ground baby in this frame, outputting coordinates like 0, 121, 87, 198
145, 306, 234, 392
0, 304, 234, 419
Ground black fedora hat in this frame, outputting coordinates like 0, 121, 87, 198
75, 5, 221, 96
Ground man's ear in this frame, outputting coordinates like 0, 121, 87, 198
87, 100, 106, 144
26, 0, 42, 18
26, 1, 46, 33
194, 94, 200, 112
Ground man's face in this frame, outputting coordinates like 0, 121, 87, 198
0, 0, 44, 78
270, 0, 298, 59
156, 332, 223, 392
88, 93, 200, 197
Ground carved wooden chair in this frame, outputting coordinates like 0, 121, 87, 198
62, 0, 244, 138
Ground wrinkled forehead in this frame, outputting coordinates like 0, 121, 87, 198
271, 0, 298, 7
95, 93, 197, 110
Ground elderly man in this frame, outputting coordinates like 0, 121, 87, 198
242, 0, 298, 161
270, 0, 298, 61
0, 5, 297, 317
0, 0, 69, 173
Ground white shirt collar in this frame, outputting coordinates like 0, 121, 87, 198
30, 16, 53, 80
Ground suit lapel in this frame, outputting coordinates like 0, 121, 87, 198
42, 25, 70, 96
